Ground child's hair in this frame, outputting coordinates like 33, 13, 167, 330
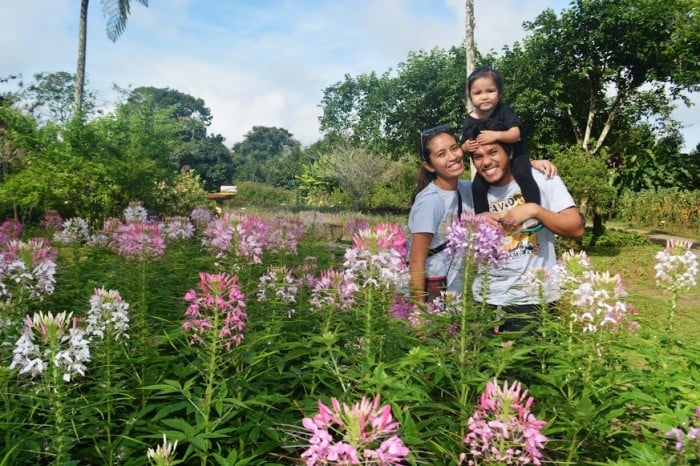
467, 66, 503, 96
411, 125, 456, 204
464, 118, 514, 157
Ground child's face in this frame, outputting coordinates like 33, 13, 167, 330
424, 133, 465, 182
469, 77, 500, 113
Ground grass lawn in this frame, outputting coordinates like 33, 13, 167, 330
583, 240, 699, 342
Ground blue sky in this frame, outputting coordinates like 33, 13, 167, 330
1, 0, 697, 150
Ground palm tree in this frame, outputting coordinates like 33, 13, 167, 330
74, 0, 149, 115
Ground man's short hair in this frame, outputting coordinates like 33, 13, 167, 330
466, 118, 514, 157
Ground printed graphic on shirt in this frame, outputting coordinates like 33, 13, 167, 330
490, 192, 540, 259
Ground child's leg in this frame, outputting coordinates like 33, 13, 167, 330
511, 154, 541, 205
472, 173, 490, 214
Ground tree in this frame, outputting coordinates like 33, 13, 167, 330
464, 0, 476, 178
19, 72, 97, 124
298, 145, 392, 210
75, 0, 148, 115
118, 86, 232, 191
464, 0, 475, 105
231, 126, 303, 187
319, 47, 466, 156
500, 0, 699, 155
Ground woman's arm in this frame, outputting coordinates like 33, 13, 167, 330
408, 233, 433, 303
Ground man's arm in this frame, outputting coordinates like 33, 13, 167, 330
499, 204, 584, 240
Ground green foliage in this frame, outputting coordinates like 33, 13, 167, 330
0, 215, 698, 464
319, 46, 465, 156
175, 134, 235, 192
231, 126, 303, 188
616, 188, 700, 231
501, 0, 699, 154
233, 181, 296, 207
150, 169, 211, 217
367, 156, 417, 213
298, 145, 393, 211
18, 71, 97, 124
551, 145, 616, 219
0, 105, 38, 183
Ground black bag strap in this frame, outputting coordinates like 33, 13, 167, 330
427, 189, 462, 257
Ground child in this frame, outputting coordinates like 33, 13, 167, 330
460, 66, 542, 231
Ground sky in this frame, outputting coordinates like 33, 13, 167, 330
1, 0, 698, 151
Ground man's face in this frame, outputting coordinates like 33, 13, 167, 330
470, 142, 514, 186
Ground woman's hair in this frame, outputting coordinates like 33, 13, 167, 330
411, 125, 456, 204
464, 118, 514, 157
467, 66, 503, 96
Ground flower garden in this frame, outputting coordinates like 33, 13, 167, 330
0, 204, 698, 465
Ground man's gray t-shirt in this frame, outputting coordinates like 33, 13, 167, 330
472, 169, 575, 305
408, 180, 474, 294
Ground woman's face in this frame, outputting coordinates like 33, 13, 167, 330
424, 133, 465, 185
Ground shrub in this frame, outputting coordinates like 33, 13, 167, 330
234, 181, 297, 207
616, 188, 700, 231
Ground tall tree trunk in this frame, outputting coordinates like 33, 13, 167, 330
74, 0, 89, 116
464, 0, 475, 108
464, 0, 476, 178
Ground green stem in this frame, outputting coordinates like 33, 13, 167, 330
363, 286, 374, 366
104, 331, 114, 466
667, 291, 678, 333
49, 341, 66, 465
458, 257, 473, 439
200, 301, 221, 466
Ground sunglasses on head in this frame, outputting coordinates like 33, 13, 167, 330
419, 124, 452, 161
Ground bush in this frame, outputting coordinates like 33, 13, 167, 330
233, 181, 297, 207
616, 188, 700, 231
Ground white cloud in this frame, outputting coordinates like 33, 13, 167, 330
1, 0, 697, 151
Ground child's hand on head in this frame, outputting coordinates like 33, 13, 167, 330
462, 138, 479, 153
475, 130, 499, 145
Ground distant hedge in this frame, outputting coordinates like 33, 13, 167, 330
616, 188, 700, 231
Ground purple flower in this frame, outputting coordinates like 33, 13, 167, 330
344, 223, 408, 289
109, 221, 165, 261
40, 210, 63, 235
10, 311, 91, 383
183, 272, 247, 350
53, 217, 91, 245
266, 216, 305, 255
462, 379, 548, 465
1, 238, 57, 304
446, 213, 508, 267
257, 266, 302, 317
202, 214, 235, 259
190, 205, 215, 230
655, 239, 698, 293
161, 216, 195, 241
300, 395, 410, 465
235, 214, 269, 264
665, 406, 700, 455
123, 201, 149, 223
567, 271, 636, 333
85, 288, 130, 341
0, 218, 22, 246
309, 269, 358, 311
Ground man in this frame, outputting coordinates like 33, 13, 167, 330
466, 118, 584, 332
